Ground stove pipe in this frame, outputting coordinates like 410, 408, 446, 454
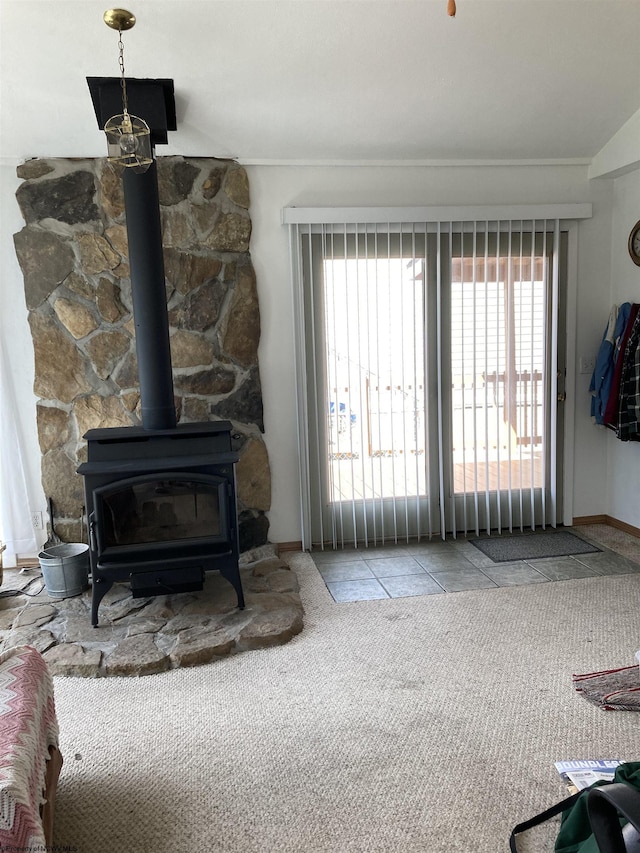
122, 161, 177, 431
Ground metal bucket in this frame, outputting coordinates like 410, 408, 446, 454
38, 543, 90, 599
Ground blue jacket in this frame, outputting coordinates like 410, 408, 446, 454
590, 302, 632, 424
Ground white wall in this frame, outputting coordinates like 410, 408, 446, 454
1, 160, 619, 553
605, 169, 640, 527
0, 159, 47, 558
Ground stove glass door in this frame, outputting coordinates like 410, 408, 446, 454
95, 474, 227, 549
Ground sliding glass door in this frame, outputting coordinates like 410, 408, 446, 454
440, 228, 566, 535
292, 217, 567, 549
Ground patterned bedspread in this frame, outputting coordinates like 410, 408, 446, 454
0, 645, 59, 852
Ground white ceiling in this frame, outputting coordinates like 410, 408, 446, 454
2, 0, 640, 164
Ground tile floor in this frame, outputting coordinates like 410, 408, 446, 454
310, 526, 640, 603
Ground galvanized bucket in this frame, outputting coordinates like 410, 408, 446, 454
38, 543, 90, 599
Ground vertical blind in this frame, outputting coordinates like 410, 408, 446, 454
285, 205, 590, 550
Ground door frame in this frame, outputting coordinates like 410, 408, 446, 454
286, 206, 589, 550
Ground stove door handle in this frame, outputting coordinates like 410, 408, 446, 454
88, 512, 97, 553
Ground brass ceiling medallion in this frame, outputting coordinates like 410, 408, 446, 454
103, 9, 136, 31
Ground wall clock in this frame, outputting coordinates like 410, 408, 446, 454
629, 219, 640, 266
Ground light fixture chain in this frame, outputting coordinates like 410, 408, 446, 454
118, 31, 129, 116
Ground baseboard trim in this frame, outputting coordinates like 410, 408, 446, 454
604, 516, 640, 539
572, 515, 640, 540
277, 541, 303, 554
572, 515, 608, 526
17, 557, 40, 568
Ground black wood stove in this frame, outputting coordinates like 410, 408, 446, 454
80, 78, 245, 626
79, 422, 244, 626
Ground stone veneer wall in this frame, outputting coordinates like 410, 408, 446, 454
13, 156, 270, 551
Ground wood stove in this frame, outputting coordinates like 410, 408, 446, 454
79, 421, 244, 627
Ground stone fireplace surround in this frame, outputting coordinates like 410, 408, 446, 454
13, 155, 271, 552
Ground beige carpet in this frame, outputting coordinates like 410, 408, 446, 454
51, 551, 640, 853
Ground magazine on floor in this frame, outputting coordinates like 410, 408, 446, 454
554, 759, 625, 792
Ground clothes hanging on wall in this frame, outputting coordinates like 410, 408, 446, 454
603, 303, 638, 429
616, 308, 640, 441
590, 302, 640, 441
589, 302, 631, 424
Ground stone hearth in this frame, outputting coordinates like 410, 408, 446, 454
0, 548, 303, 677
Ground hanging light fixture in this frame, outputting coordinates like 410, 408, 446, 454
102, 8, 153, 172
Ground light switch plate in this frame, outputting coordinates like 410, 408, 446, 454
579, 356, 596, 375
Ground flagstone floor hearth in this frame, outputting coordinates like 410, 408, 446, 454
0, 546, 302, 677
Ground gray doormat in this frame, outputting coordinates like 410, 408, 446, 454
469, 531, 601, 562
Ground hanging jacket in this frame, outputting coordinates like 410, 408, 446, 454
617, 310, 640, 441
589, 303, 632, 424
603, 303, 639, 430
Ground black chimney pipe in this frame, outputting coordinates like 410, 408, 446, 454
122, 161, 177, 431
87, 77, 178, 430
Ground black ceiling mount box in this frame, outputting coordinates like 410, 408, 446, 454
86, 77, 177, 145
